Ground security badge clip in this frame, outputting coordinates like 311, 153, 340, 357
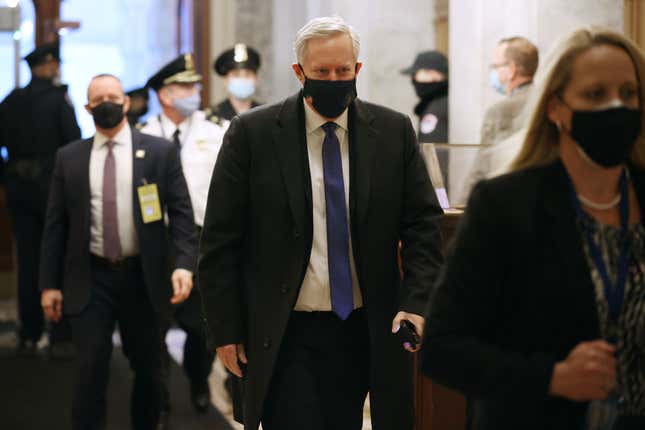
137, 180, 162, 224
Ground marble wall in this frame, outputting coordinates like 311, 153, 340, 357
444, 0, 624, 203
207, 0, 624, 144
59, 0, 178, 136
210, 0, 436, 124
449, 0, 624, 145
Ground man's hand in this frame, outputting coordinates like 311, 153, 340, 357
41, 289, 63, 323
170, 268, 193, 304
392, 311, 425, 352
217, 344, 248, 378
549, 340, 617, 401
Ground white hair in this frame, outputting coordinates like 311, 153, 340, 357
294, 16, 360, 64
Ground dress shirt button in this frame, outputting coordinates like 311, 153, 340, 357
263, 337, 272, 349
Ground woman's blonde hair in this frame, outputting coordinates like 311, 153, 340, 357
510, 27, 645, 171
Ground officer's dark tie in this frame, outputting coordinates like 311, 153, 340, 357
321, 122, 353, 320
103, 140, 122, 261
172, 128, 181, 155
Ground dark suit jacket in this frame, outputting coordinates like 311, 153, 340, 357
39, 128, 198, 315
199, 92, 444, 430
421, 160, 645, 429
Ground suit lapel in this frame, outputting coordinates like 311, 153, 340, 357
542, 161, 600, 335
131, 129, 145, 227
272, 93, 309, 234
80, 138, 93, 237
349, 99, 378, 228
271, 95, 378, 237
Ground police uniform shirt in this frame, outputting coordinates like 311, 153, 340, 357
294, 100, 363, 312
89, 123, 139, 257
141, 110, 226, 227
209, 98, 262, 122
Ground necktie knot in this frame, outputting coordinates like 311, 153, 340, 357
322, 122, 337, 136
173, 129, 180, 139
106, 140, 116, 150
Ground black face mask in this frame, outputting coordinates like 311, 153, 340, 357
413, 80, 448, 100
91, 101, 125, 129
566, 104, 642, 167
300, 65, 357, 118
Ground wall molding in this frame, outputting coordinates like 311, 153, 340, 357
625, 0, 645, 48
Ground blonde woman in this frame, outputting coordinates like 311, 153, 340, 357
421, 28, 645, 430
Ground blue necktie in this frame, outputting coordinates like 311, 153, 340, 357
321, 122, 354, 320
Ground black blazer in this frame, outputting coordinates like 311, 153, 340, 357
39, 128, 197, 315
199, 92, 444, 430
420, 161, 645, 429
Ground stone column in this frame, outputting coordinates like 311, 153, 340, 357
212, 0, 437, 115
270, 0, 435, 120
209, 0, 236, 104
234, 0, 274, 103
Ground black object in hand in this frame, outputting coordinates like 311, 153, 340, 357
398, 320, 420, 349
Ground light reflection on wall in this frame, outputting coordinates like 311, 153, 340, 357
60, 0, 179, 137
0, 1, 34, 100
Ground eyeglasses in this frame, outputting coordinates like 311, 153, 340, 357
489, 62, 509, 70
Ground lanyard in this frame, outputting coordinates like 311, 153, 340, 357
569, 169, 631, 328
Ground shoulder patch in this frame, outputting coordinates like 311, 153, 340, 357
206, 111, 225, 126
420, 113, 438, 135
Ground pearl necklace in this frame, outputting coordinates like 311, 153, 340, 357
577, 193, 621, 211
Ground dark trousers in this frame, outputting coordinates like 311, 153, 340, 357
6, 177, 71, 343
69, 256, 164, 430
262, 309, 370, 430
161, 285, 215, 409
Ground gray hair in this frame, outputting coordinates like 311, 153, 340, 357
294, 16, 360, 64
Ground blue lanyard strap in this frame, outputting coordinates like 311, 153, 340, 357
568, 169, 631, 326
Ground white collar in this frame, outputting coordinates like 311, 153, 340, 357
94, 122, 131, 148
303, 99, 348, 134
160, 111, 192, 138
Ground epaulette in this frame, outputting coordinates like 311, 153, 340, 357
204, 107, 226, 126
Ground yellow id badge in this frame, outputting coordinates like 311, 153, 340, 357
137, 184, 162, 224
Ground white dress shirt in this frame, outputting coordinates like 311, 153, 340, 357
294, 101, 363, 312
89, 123, 139, 257
141, 110, 225, 227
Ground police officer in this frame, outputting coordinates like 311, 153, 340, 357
401, 50, 449, 193
0, 41, 80, 354
125, 86, 150, 128
142, 53, 226, 415
206, 43, 262, 123
401, 50, 449, 144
